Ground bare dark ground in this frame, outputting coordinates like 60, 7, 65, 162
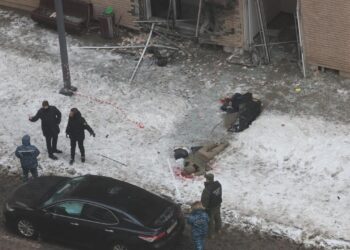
0, 174, 322, 250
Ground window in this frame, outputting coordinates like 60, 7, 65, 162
82, 204, 118, 224
51, 201, 84, 217
43, 176, 86, 206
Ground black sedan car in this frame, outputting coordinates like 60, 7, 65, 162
3, 175, 184, 250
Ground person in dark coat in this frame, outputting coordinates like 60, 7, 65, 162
66, 108, 95, 165
187, 201, 209, 250
29, 100, 62, 160
201, 173, 222, 238
15, 135, 40, 182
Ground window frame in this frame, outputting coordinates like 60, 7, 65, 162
81, 203, 120, 225
43, 200, 119, 225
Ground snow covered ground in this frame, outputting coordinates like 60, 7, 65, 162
0, 8, 350, 249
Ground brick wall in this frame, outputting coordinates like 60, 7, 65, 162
202, 0, 244, 48
301, 0, 350, 73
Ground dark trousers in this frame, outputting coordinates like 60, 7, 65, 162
70, 138, 85, 160
208, 206, 222, 236
45, 134, 58, 156
23, 168, 38, 182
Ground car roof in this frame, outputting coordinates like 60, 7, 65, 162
66, 175, 172, 225
67, 175, 147, 205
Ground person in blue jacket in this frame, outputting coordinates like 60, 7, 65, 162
187, 201, 209, 250
15, 135, 40, 182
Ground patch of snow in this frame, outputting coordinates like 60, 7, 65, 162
1, 9, 350, 249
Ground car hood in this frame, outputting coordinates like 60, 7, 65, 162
8, 176, 70, 209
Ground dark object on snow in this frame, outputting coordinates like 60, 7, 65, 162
66, 108, 95, 163
174, 148, 189, 160
233, 98, 261, 132
3, 175, 185, 249
98, 154, 127, 167
31, 0, 93, 34
148, 47, 168, 67
221, 92, 261, 132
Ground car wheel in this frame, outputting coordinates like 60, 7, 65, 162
16, 218, 38, 239
111, 242, 130, 250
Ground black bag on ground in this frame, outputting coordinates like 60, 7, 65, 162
234, 99, 261, 132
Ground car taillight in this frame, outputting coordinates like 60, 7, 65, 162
138, 232, 166, 242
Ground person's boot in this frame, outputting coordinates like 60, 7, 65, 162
53, 149, 63, 154
81, 156, 85, 163
69, 159, 74, 165
49, 154, 58, 160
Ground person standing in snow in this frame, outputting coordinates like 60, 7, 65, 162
15, 135, 40, 182
29, 100, 62, 160
201, 173, 222, 238
66, 108, 95, 165
187, 201, 209, 250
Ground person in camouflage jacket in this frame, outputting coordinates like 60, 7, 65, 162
187, 201, 209, 250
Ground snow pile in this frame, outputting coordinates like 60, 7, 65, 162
0, 8, 350, 249
217, 114, 350, 248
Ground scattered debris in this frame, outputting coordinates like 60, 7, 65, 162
73, 44, 178, 51
129, 23, 155, 83
226, 48, 262, 67
98, 153, 127, 167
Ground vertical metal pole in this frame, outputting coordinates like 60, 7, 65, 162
172, 0, 177, 27
293, 12, 301, 63
54, 0, 76, 96
195, 0, 203, 38
167, 0, 172, 29
256, 0, 270, 63
248, 0, 252, 48
296, 0, 306, 78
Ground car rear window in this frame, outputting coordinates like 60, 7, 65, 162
108, 186, 170, 226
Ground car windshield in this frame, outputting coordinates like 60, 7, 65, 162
43, 176, 86, 206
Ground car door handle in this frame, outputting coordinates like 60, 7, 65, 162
104, 229, 114, 233
70, 222, 79, 226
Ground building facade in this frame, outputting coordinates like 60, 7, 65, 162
1, 0, 350, 75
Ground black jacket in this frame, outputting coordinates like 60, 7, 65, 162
201, 181, 222, 209
66, 111, 94, 140
30, 106, 61, 137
